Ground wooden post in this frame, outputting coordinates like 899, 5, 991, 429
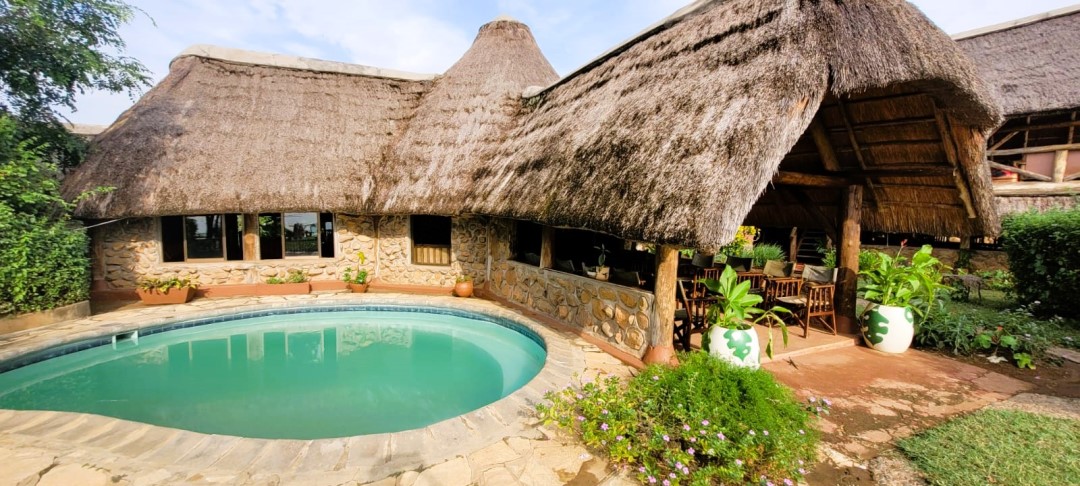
243, 214, 259, 261
540, 226, 554, 269
643, 244, 679, 366
789, 227, 799, 264
1053, 150, 1069, 183
836, 186, 863, 334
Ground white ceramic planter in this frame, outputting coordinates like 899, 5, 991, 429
706, 326, 760, 369
861, 303, 915, 354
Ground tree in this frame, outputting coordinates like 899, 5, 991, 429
0, 0, 150, 166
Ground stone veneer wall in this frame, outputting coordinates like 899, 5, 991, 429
375, 215, 488, 286
485, 219, 654, 358
94, 214, 488, 289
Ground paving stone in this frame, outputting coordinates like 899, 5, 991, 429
0, 453, 54, 485
37, 463, 110, 486
296, 439, 347, 472
480, 466, 518, 485
468, 440, 520, 469
130, 468, 176, 486
396, 470, 419, 486
413, 456, 472, 486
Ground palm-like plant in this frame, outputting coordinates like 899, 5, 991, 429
700, 265, 791, 358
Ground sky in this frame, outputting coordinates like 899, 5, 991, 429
63, 0, 1079, 125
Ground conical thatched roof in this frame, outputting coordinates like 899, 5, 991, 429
64, 0, 1002, 252
956, 5, 1080, 116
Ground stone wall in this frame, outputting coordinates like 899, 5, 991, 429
862, 245, 1009, 272
486, 219, 653, 358
374, 215, 488, 286
93, 214, 488, 289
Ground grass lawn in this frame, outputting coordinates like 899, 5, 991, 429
898, 409, 1080, 486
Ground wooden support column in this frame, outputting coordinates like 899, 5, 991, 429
644, 244, 679, 366
243, 214, 259, 261
836, 186, 863, 335
539, 226, 554, 269
789, 228, 799, 264
1052, 150, 1069, 182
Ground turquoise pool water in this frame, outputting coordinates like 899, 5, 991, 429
0, 309, 546, 439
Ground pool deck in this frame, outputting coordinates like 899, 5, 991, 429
0, 294, 639, 485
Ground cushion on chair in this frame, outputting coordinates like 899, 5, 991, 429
763, 260, 794, 278
777, 295, 807, 306
803, 265, 835, 283
554, 259, 576, 273
691, 252, 715, 268
726, 257, 753, 272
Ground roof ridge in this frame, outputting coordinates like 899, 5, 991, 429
952, 3, 1080, 40
173, 44, 439, 81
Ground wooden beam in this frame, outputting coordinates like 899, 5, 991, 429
988, 143, 1080, 157
1053, 150, 1069, 183
935, 110, 978, 219
837, 97, 883, 209
989, 131, 1019, 151
539, 225, 554, 269
791, 188, 839, 242
836, 185, 863, 335
644, 244, 679, 366
986, 160, 1053, 182
993, 181, 1080, 196
774, 168, 956, 187
774, 171, 847, 188
810, 120, 842, 172
826, 116, 937, 132
243, 214, 259, 261
1067, 171, 1080, 182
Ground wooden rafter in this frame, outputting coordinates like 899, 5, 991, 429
788, 188, 838, 241
933, 109, 978, 219
989, 131, 1019, 151
988, 143, 1080, 157
836, 97, 883, 208
809, 120, 842, 172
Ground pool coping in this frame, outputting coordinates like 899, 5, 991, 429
0, 294, 586, 482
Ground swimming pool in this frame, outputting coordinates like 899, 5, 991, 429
0, 306, 547, 439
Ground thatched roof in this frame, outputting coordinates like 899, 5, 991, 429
65, 0, 1001, 252
61, 48, 435, 216
956, 5, 1080, 116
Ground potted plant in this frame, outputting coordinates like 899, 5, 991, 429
858, 244, 948, 353
257, 269, 311, 296
342, 251, 370, 293
700, 265, 790, 369
136, 277, 198, 305
593, 244, 611, 281
453, 275, 474, 298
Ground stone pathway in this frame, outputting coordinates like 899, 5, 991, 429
0, 294, 638, 485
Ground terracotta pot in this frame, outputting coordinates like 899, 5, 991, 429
136, 287, 195, 305
255, 282, 311, 296
348, 283, 369, 293
310, 280, 348, 292
453, 281, 473, 298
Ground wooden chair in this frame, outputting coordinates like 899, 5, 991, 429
611, 269, 644, 287
765, 277, 802, 307
776, 265, 837, 337
674, 279, 713, 350
735, 271, 767, 294
554, 258, 576, 273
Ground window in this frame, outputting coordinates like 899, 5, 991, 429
513, 221, 543, 266
161, 214, 244, 262
411, 215, 451, 266
259, 212, 334, 259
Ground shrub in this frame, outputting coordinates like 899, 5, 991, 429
742, 243, 786, 268
0, 116, 91, 316
1001, 207, 1080, 319
537, 352, 818, 485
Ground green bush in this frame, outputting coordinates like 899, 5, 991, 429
0, 116, 91, 316
739, 243, 786, 268
537, 352, 819, 485
1001, 207, 1080, 319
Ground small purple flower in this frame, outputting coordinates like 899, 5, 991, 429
683, 424, 691, 431
702, 419, 710, 426
652, 375, 659, 381
749, 429, 756, 436
763, 430, 769, 436
669, 473, 676, 479
699, 429, 706, 435
648, 476, 657, 484
808, 396, 816, 403
576, 394, 584, 400
602, 409, 609, 415
798, 459, 804, 466
639, 467, 646, 473
735, 459, 743, 466
816, 407, 823, 413
689, 437, 697, 443
676, 462, 684, 469
687, 448, 695, 455
616, 435, 624, 441
784, 479, 794, 486
767, 482, 775, 486
663, 434, 670, 442
717, 432, 726, 440
682, 466, 689, 475
601, 423, 609, 431
577, 415, 585, 422
627, 444, 632, 450
662, 481, 670, 486
823, 398, 832, 407
799, 468, 807, 475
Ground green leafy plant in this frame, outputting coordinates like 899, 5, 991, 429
265, 277, 285, 284
456, 275, 472, 283
137, 277, 197, 293
818, 246, 837, 268
1001, 207, 1080, 319
595, 244, 611, 268
858, 244, 949, 322
700, 265, 791, 358
284, 269, 308, 283
342, 251, 369, 284
536, 352, 817, 485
